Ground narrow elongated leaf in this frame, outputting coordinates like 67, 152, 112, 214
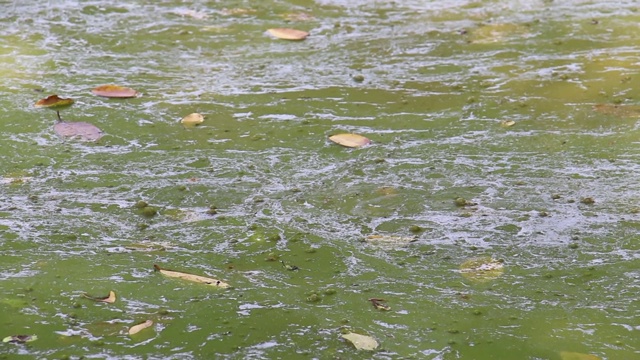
329, 133, 371, 148
154, 264, 230, 288
341, 332, 379, 351
54, 121, 104, 142
92, 84, 138, 98
128, 320, 153, 335
82, 291, 116, 304
267, 28, 309, 40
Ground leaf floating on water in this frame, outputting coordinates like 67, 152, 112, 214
181, 113, 204, 127
267, 28, 309, 41
2, 335, 37, 344
368, 298, 391, 311
34, 95, 74, 109
329, 133, 371, 148
341, 332, 379, 351
500, 120, 515, 127
82, 290, 116, 304
154, 264, 230, 288
92, 84, 138, 98
560, 351, 601, 360
460, 257, 504, 283
592, 103, 640, 117
53, 122, 104, 142
128, 320, 153, 335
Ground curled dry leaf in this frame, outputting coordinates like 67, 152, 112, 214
368, 298, 391, 311
154, 264, 230, 288
128, 320, 153, 335
341, 332, 379, 351
2, 335, 37, 344
267, 28, 309, 41
459, 257, 504, 283
54, 122, 104, 142
34, 95, 74, 109
181, 113, 204, 127
92, 84, 138, 98
500, 120, 515, 127
329, 133, 371, 148
82, 290, 116, 304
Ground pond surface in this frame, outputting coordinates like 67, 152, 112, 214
1, 1, 639, 359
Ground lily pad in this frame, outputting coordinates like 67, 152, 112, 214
154, 264, 230, 288
329, 133, 371, 148
267, 28, 309, 40
459, 257, 504, 283
92, 84, 138, 98
341, 332, 379, 351
34, 95, 74, 109
128, 320, 153, 335
54, 121, 104, 142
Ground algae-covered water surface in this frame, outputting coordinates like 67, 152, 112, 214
1, 1, 639, 359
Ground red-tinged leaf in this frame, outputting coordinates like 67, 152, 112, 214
34, 95, 74, 109
92, 84, 138, 98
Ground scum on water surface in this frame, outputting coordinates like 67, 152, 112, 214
1, 1, 639, 359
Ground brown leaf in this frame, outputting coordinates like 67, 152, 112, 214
267, 28, 309, 41
34, 95, 74, 109
82, 290, 116, 304
154, 264, 230, 288
92, 84, 138, 98
329, 133, 371, 148
368, 298, 391, 311
53, 122, 104, 142
128, 320, 153, 335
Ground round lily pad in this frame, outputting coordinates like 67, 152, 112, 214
54, 121, 104, 142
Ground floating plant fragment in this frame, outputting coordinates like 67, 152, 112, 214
34, 95, 74, 121
364, 235, 417, 247
128, 320, 153, 335
368, 298, 391, 311
92, 84, 138, 98
53, 121, 104, 142
500, 120, 515, 127
459, 257, 504, 283
592, 104, 640, 117
2, 335, 37, 344
341, 332, 379, 351
180, 113, 204, 127
560, 351, 601, 360
82, 290, 116, 304
154, 264, 230, 288
329, 133, 371, 148
267, 28, 309, 40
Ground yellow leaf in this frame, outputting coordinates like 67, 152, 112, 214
267, 28, 309, 40
329, 133, 371, 148
341, 332, 379, 351
128, 320, 153, 335
34, 95, 74, 109
154, 264, 230, 288
560, 351, 601, 360
92, 84, 138, 98
181, 113, 204, 126
82, 290, 116, 304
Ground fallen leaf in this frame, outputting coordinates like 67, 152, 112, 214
34, 95, 74, 109
181, 113, 204, 127
2, 335, 37, 344
267, 28, 309, 41
560, 351, 601, 360
500, 120, 515, 127
82, 290, 116, 304
341, 332, 379, 351
459, 257, 504, 283
368, 298, 391, 311
53, 121, 104, 142
154, 264, 230, 288
128, 320, 153, 335
92, 84, 138, 98
329, 133, 371, 148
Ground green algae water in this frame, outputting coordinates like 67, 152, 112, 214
1, 1, 639, 359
